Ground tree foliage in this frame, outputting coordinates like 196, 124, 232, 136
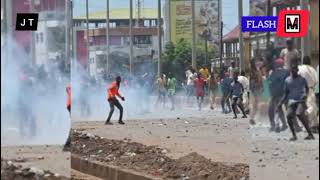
161, 39, 215, 82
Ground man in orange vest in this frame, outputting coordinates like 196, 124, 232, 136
63, 83, 71, 151
66, 83, 71, 115
105, 76, 125, 125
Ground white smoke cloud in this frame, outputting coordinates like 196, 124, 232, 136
1, 36, 70, 146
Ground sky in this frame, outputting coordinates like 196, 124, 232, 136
72, 0, 249, 35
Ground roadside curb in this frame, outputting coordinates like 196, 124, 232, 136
71, 154, 162, 180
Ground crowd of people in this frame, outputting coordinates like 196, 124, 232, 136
65, 39, 318, 144
250, 39, 319, 141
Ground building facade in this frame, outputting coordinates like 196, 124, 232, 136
249, 0, 319, 67
72, 8, 164, 78
2, 0, 66, 69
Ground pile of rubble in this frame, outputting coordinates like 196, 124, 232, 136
1, 159, 68, 180
71, 131, 249, 180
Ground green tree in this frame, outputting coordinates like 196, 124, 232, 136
161, 39, 215, 82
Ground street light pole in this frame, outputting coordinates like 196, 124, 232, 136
86, 0, 90, 73
129, 0, 133, 74
168, 0, 171, 42
191, 0, 196, 70
157, 0, 162, 77
300, 0, 309, 63
106, 0, 110, 73
65, 0, 71, 69
238, 0, 244, 72
71, 0, 74, 61
30, 0, 35, 65
218, 0, 223, 77
266, 0, 271, 48
220, 21, 223, 77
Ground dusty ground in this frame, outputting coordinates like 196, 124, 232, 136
249, 117, 319, 180
71, 131, 249, 179
1, 145, 70, 178
73, 105, 319, 180
72, 108, 250, 164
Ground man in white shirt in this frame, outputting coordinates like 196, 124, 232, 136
280, 39, 300, 70
186, 69, 196, 104
238, 71, 250, 113
298, 56, 318, 132
228, 61, 236, 78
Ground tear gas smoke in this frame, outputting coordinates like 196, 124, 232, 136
1, 36, 70, 146
71, 58, 202, 122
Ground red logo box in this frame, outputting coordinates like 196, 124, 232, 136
276, 10, 309, 37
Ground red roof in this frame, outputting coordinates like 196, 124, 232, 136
223, 25, 250, 43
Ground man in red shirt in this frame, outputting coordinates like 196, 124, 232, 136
63, 83, 71, 151
105, 76, 126, 125
194, 74, 207, 111
66, 83, 71, 115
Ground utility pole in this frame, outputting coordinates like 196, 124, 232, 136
191, 0, 196, 69
30, 0, 36, 65
71, 0, 74, 61
238, 0, 244, 72
168, 0, 171, 42
65, 0, 71, 69
266, 0, 271, 48
86, 0, 89, 73
106, 0, 110, 73
129, 0, 133, 74
2, 0, 7, 67
220, 21, 223, 78
218, 0, 223, 77
300, 0, 309, 63
157, 0, 162, 76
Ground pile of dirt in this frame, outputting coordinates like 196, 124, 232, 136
71, 131, 249, 180
1, 159, 68, 180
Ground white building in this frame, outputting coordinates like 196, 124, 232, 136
34, 11, 66, 70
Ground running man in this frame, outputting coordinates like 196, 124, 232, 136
155, 74, 167, 108
268, 58, 289, 132
66, 83, 71, 116
298, 56, 319, 132
220, 72, 233, 114
278, 63, 315, 141
63, 83, 71, 151
105, 76, 125, 125
280, 39, 300, 70
194, 73, 206, 111
228, 61, 236, 78
167, 73, 177, 111
238, 71, 250, 114
249, 59, 263, 125
230, 72, 247, 119
208, 72, 218, 110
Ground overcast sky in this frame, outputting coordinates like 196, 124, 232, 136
72, 0, 249, 35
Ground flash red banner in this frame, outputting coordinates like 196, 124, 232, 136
277, 9, 309, 37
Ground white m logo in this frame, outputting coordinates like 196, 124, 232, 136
285, 14, 300, 33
